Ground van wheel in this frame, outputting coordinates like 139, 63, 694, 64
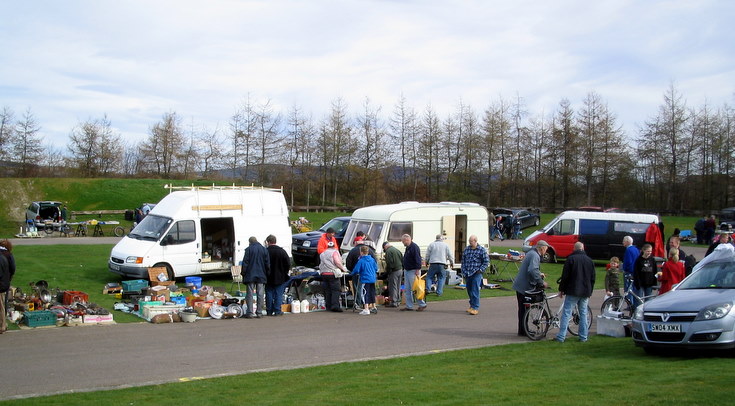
541, 249, 556, 263
153, 262, 175, 281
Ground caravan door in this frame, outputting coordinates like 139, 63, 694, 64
159, 219, 200, 276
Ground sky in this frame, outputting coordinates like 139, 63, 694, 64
1, 0, 734, 149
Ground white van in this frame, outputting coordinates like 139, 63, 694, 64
340, 201, 490, 270
523, 210, 660, 262
108, 185, 291, 280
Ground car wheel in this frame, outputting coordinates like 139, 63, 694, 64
541, 249, 556, 263
153, 262, 175, 281
534, 218, 539, 226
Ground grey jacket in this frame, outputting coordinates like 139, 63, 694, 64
512, 248, 545, 293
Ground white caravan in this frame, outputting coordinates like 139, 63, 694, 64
108, 185, 291, 280
340, 201, 490, 270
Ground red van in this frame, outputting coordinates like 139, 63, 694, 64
522, 211, 660, 262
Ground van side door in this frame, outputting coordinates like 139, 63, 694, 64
578, 219, 610, 259
160, 220, 199, 276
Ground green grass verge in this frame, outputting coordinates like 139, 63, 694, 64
3, 338, 732, 405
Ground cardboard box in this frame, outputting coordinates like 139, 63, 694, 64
376, 295, 385, 305
281, 304, 291, 313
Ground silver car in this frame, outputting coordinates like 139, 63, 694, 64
632, 250, 735, 353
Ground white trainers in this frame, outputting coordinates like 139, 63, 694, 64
359, 309, 371, 315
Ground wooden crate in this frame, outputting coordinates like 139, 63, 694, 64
148, 267, 174, 286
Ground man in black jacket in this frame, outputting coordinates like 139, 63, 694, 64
553, 242, 595, 342
265, 235, 291, 316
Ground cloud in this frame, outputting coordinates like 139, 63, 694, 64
0, 0, 733, 147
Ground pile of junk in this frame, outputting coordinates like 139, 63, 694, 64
111, 266, 330, 324
7, 280, 111, 328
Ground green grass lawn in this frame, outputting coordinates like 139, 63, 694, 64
3, 338, 732, 405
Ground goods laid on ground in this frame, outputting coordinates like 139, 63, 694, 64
7, 280, 112, 328
110, 266, 345, 323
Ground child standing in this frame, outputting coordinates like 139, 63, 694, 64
352, 245, 378, 315
658, 248, 685, 295
605, 256, 621, 297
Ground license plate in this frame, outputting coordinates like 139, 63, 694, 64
291, 244, 298, 251
110, 264, 120, 271
649, 323, 680, 333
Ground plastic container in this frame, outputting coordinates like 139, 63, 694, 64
181, 311, 197, 322
169, 296, 186, 305
185, 276, 202, 289
62, 290, 89, 305
301, 299, 310, 313
292, 300, 301, 313
122, 279, 149, 292
24, 310, 56, 327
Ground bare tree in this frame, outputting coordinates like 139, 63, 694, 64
417, 104, 442, 200
67, 115, 123, 177
0, 106, 15, 161
389, 94, 418, 191
355, 97, 385, 205
141, 112, 184, 178
12, 107, 44, 176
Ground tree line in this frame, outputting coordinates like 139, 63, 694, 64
1, 84, 733, 213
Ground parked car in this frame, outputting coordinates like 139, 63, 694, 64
493, 208, 540, 230
291, 216, 351, 266
25, 201, 63, 226
631, 245, 735, 353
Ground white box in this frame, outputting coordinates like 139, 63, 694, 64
446, 270, 462, 286
596, 315, 628, 337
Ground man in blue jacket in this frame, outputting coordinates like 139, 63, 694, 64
401, 234, 426, 311
242, 236, 270, 318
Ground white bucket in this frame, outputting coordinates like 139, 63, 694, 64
292, 300, 301, 313
301, 299, 310, 313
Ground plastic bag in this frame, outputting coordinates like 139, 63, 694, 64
412, 274, 425, 301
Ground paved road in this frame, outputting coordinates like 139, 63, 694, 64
0, 292, 609, 400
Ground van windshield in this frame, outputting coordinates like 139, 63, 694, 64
542, 214, 562, 232
129, 214, 172, 241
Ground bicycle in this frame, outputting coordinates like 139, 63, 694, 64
523, 289, 593, 341
600, 274, 656, 319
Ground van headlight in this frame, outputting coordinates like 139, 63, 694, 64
695, 302, 733, 321
302, 241, 311, 247
125, 256, 143, 264
633, 306, 644, 320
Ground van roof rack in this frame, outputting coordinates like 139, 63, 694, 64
163, 184, 283, 193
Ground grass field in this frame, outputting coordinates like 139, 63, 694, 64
2, 338, 732, 405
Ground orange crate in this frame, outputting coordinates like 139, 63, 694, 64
63, 291, 88, 305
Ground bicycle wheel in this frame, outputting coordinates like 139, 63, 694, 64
523, 304, 550, 340
600, 295, 633, 319
44, 224, 54, 235
60, 224, 71, 236
567, 305, 593, 336
113, 226, 125, 237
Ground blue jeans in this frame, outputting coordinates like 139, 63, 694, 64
490, 227, 504, 240
352, 273, 363, 308
556, 295, 589, 342
403, 270, 426, 309
426, 264, 447, 296
466, 271, 483, 310
265, 282, 288, 315
639, 286, 653, 302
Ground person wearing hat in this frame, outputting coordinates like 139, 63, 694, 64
512, 240, 549, 336
319, 240, 348, 312
382, 240, 404, 307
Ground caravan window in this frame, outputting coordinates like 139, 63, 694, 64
388, 222, 412, 241
552, 219, 575, 236
348, 221, 384, 245
163, 220, 196, 245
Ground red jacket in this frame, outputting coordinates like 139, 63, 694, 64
659, 260, 685, 294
